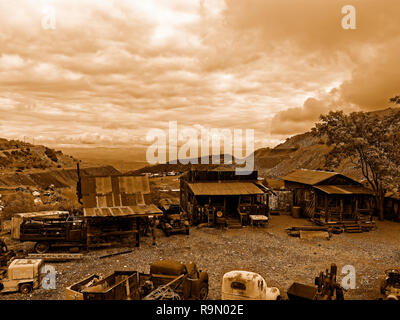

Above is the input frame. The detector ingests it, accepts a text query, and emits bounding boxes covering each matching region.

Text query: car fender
[199,271,209,283]
[265,286,280,300]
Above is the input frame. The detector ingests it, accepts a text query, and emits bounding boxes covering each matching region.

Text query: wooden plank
[99,249,133,259]
[27,253,83,261]
[300,231,330,240]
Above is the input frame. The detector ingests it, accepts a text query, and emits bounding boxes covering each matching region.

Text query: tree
[389,95,400,105]
[312,109,400,220]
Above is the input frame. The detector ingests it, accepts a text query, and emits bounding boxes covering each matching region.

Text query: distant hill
[0,138,121,190]
[128,107,400,185]
[127,154,237,175]
[254,107,400,182]
[60,147,148,173]
[0,138,77,172]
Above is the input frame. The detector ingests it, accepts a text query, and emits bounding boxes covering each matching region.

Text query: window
[231,281,246,291]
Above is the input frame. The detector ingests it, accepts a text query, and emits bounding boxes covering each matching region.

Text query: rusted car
[221,271,280,300]
[380,268,400,300]
[0,239,15,267]
[66,260,209,300]
[158,198,189,236]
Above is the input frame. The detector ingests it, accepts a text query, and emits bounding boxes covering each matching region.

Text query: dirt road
[2,215,400,300]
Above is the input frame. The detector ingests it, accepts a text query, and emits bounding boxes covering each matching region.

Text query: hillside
[127,154,236,175]
[129,107,400,184]
[0,138,76,171]
[255,107,400,181]
[0,138,121,190]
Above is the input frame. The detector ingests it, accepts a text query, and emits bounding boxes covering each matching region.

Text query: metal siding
[118,176,150,194]
[95,177,113,194]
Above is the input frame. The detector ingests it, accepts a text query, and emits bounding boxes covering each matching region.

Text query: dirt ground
[2,214,400,300]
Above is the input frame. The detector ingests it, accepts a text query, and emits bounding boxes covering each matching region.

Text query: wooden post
[355,197,359,221]
[340,198,344,222]
[151,217,156,246]
[135,217,140,247]
[324,194,328,223]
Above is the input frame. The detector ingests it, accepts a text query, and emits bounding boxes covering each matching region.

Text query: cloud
[0,0,399,152]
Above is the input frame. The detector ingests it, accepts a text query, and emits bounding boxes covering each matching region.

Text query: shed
[282,169,374,223]
[180,170,269,227]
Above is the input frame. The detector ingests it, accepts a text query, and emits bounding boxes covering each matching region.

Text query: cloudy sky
[0,0,399,154]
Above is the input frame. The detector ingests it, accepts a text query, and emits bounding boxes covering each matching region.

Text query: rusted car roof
[282,169,339,185]
[314,185,373,195]
[188,182,264,196]
[83,204,162,217]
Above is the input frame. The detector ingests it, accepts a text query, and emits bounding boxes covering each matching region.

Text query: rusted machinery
[380,268,400,300]
[0,239,15,267]
[287,264,345,300]
[66,260,209,300]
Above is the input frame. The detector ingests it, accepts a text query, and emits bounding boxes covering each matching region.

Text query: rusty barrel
[291,206,302,218]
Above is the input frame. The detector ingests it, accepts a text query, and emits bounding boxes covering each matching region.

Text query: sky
[0,0,399,154]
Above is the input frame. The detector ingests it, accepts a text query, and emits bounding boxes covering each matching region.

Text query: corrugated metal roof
[83,204,162,217]
[282,169,340,185]
[188,182,264,196]
[314,185,374,195]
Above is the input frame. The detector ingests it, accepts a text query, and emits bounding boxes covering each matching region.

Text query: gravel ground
[2,215,400,300]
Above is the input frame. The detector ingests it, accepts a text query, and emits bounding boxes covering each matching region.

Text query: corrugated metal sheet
[188,182,264,196]
[314,185,374,195]
[119,176,150,194]
[95,177,113,194]
[282,169,339,185]
[83,204,162,217]
[81,175,151,208]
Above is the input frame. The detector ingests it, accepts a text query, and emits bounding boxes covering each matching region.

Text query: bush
[45,148,58,162]
[2,192,36,220]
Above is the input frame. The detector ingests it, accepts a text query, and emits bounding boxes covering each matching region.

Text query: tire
[165,229,170,237]
[19,283,33,294]
[34,242,50,254]
[185,228,190,236]
[199,282,208,300]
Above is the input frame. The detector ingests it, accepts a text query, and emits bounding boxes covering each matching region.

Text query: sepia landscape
[1,0,400,304]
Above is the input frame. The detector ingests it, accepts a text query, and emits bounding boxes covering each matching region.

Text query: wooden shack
[282,169,374,225]
[180,170,269,227]
[384,192,400,221]
[80,174,162,246]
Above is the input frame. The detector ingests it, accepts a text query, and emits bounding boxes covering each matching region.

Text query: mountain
[254,107,400,182]
[0,138,121,190]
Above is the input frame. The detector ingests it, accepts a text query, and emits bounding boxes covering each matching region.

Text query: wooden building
[384,192,400,221]
[282,169,374,224]
[80,174,162,246]
[180,170,269,227]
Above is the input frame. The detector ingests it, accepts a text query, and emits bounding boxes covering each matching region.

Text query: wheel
[199,282,208,300]
[19,283,32,294]
[185,228,190,236]
[165,229,170,237]
[34,242,50,254]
